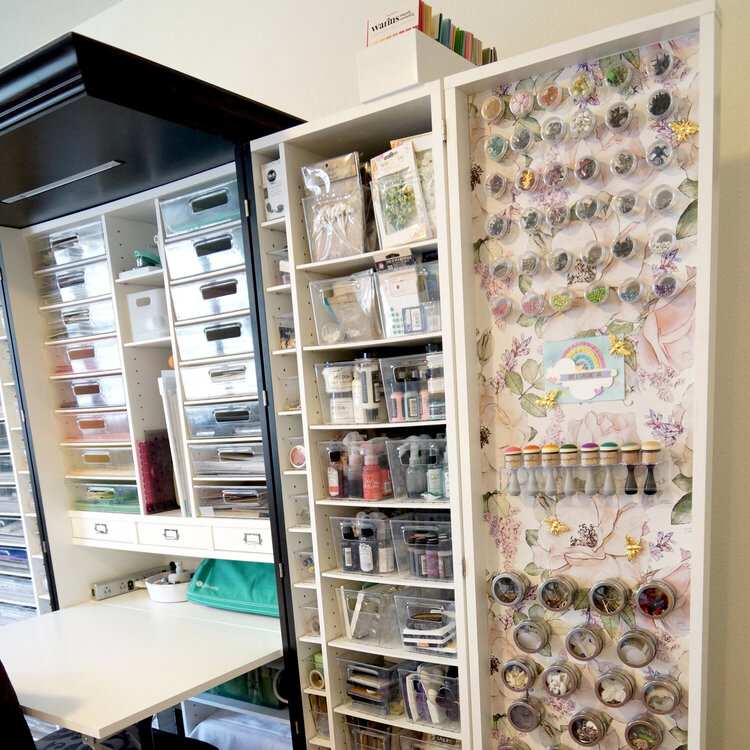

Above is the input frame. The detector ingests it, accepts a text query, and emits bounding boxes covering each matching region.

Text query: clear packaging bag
[376,261,441,338]
[302,187,368,262]
[390,134,437,239]
[301,152,361,197]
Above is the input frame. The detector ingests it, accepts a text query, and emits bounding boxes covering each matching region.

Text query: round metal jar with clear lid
[481,94,505,123]
[595,668,636,707]
[491,571,528,606]
[507,696,544,732]
[617,629,657,668]
[542,662,580,697]
[646,139,674,170]
[589,578,630,616]
[490,295,513,321]
[513,618,550,654]
[636,580,676,619]
[501,657,538,693]
[484,172,508,199]
[641,675,682,714]
[490,256,514,281]
[625,714,664,749]
[538,575,576,613]
[510,123,534,153]
[568,709,610,746]
[520,207,544,234]
[565,625,603,661]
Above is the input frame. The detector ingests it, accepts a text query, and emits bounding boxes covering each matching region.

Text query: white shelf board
[293,581,317,590]
[308,419,445,431]
[303,686,326,697]
[309,736,332,748]
[64,474,136,482]
[282,469,307,477]
[277,409,302,417]
[303,331,441,352]
[321,570,454,589]
[49,368,122,381]
[123,336,172,349]
[260,217,286,231]
[186,436,262,445]
[265,283,291,294]
[59,441,131,448]
[178,351,253,368]
[329,637,457,666]
[187,692,289,723]
[191,475,266,482]
[115,269,165,287]
[316,498,450,509]
[54,406,126,415]
[288,525,312,534]
[298,634,321,645]
[334,703,461,740]
[272,348,296,356]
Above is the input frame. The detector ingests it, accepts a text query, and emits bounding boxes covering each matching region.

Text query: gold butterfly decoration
[535,389,559,408]
[624,534,643,562]
[545,518,570,535]
[669,118,699,143]
[609,333,632,358]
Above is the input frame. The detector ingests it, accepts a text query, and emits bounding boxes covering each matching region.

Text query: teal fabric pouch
[187,559,279,617]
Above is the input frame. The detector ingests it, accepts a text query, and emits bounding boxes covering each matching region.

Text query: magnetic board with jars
[469,31,702,750]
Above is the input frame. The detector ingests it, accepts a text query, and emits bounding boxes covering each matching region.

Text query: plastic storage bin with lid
[66,479,139,513]
[57,409,131,443]
[189,442,266,476]
[63,446,135,477]
[52,373,126,410]
[126,288,169,342]
[159,179,241,238]
[30,220,106,271]
[163,222,245,281]
[42,298,116,341]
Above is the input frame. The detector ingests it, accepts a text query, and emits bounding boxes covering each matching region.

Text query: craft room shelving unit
[249,81,473,749]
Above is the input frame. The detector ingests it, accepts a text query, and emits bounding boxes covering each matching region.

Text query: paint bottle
[358,527,377,573]
[426,444,444,498]
[438,533,453,579]
[377,525,395,573]
[340,523,358,571]
[425,345,446,419]
[389,380,405,422]
[362,442,384,501]
[404,371,421,421]
[418,367,430,420]
[378,444,393,498]
[426,535,439,579]
[442,448,450,499]
[347,443,363,499]
[356,354,382,423]
[406,442,427,499]
[327,450,345,498]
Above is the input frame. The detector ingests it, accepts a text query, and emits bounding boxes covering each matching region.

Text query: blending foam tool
[621,442,641,495]
[599,442,619,495]
[560,444,579,496]
[541,444,560,495]
[505,447,523,496]
[641,441,661,495]
[580,442,600,495]
[523,445,542,496]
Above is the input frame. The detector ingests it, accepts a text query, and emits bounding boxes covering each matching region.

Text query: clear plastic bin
[0,487,20,515]
[30,220,106,271]
[66,479,139,513]
[36,259,111,306]
[267,247,290,285]
[310,271,381,345]
[311,703,329,738]
[42,298,116,341]
[302,186,367,262]
[159,179,241,238]
[181,358,258,401]
[277,376,300,412]
[283,435,307,470]
[344,720,411,750]
[301,605,321,637]
[330,515,396,575]
[400,739,457,750]
[376,262,441,338]
[338,583,401,647]
[273,312,296,351]
[294,549,316,582]
[380,351,445,422]
[394,590,457,657]
[171,272,249,322]
[0,602,36,626]
[126,288,169,342]
[189,442,266,477]
[390,514,453,581]
[47,336,121,375]
[0,546,29,575]
[301,656,326,690]
[318,439,392,501]
[57,410,131,443]
[53,373,126,409]
[63,446,136,477]
[0,517,24,544]
[184,401,261,439]
[193,485,268,518]
[0,455,14,481]
[339,656,404,718]
[315,359,386,425]
[399,663,459,729]
[163,222,245,280]
[175,314,254,361]
[0,575,35,605]
[0,423,8,452]
[386,438,449,502]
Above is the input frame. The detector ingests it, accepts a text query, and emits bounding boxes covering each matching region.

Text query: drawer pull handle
[199,279,238,300]
[67,345,96,362]
[50,233,80,249]
[93,523,108,535]
[134,295,153,308]
[243,533,262,546]
[214,408,250,423]
[218,448,256,461]
[163,528,180,541]
[72,382,101,396]
[82,451,112,465]
[194,234,233,257]
[56,271,86,289]
[62,308,90,325]
[190,189,229,215]
[204,323,242,342]
[222,490,262,505]
[209,365,246,383]
[77,417,105,431]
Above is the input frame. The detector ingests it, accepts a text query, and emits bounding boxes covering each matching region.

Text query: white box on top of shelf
[356,30,473,103]
[126,288,169,342]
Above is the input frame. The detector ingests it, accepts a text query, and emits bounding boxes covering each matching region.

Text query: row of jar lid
[492,574,675,620]
[481,52,679,124]
[504,442,661,467]
[503,702,670,750]
[500,655,681,712]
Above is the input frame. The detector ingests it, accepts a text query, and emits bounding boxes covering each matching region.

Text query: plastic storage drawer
[53,373,126,409]
[0,454,14,481]
[42,298,116,341]
[57,410,131,443]
[189,442,266,477]
[171,271,249,322]
[164,222,245,280]
[36,259,111,306]
[193,485,268,518]
[30,220,106,271]
[184,400,261,439]
[344,720,409,750]
[0,422,8,452]
[339,657,403,718]
[0,575,35,605]
[0,546,29,575]
[159,179,241,238]
[394,590,457,657]
[175,314,254,362]
[338,583,401,646]
[47,336,121,375]
[0,517,24,544]
[0,487,19,515]
[66,479,140,513]
[63,446,136,477]
[181,358,257,401]
[0,603,36,625]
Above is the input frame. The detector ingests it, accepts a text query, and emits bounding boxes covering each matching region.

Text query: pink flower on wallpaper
[533,495,648,579]
[636,550,691,637]
[567,410,641,447]
[638,267,696,371]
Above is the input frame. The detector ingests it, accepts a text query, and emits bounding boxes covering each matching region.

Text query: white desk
[0,590,282,745]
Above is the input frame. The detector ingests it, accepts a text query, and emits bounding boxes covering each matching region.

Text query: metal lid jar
[640,675,682,715]
[635,580,676,619]
[617,629,657,668]
[507,695,544,732]
[542,662,580,697]
[512,618,550,654]
[501,657,538,692]
[595,668,636,707]
[538,575,576,613]
[568,709,611,746]
[625,713,664,749]
[589,578,630,616]
[565,625,603,661]
[491,571,528,606]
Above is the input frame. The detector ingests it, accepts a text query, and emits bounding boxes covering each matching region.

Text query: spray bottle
[405,439,427,499]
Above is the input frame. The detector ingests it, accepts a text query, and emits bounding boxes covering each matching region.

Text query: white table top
[0,590,282,739]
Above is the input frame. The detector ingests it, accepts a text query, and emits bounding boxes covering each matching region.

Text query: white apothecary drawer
[159,179,241,238]
[70,516,137,544]
[136,522,211,550]
[212,520,273,555]
[164,223,245,281]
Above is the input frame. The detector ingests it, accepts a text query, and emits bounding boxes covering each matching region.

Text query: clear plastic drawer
[66,479,140,513]
[394,589,457,657]
[171,271,250,322]
[184,400,261,439]
[57,410,131,443]
[63,446,136,477]
[42,298,116,341]
[0,546,29,575]
[0,454,14,481]
[47,336,121,375]
[0,488,19,515]
[0,422,8,452]
[53,373,126,409]
[164,222,245,280]
[36,259,111,306]
[181,358,257,401]
[30,220,106,271]
[159,179,241,238]
[0,517,24,544]
[0,575,35,605]
[339,656,403,718]
[189,442,266,477]
[175,314,254,361]
[193,485,268,518]
[0,603,36,625]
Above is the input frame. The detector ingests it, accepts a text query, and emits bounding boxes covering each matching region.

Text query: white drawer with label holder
[71,516,137,544]
[136,522,211,550]
[212,519,273,555]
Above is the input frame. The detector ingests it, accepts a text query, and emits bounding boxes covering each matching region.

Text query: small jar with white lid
[546,204,571,229]
[491,571,528,606]
[589,578,630,616]
[508,696,544,732]
[481,94,506,123]
[641,675,682,715]
[547,248,573,274]
[513,618,550,654]
[565,625,603,660]
[625,714,664,750]
[538,575,576,613]
[490,256,514,281]
[617,629,657,668]
[595,668,636,707]
[501,657,538,693]
[484,172,508,199]
[541,116,567,144]
[569,709,611,746]
[542,662,580,697]
[646,139,674,170]
[649,184,679,214]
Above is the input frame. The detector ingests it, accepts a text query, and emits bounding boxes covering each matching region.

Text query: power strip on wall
[91,565,172,600]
